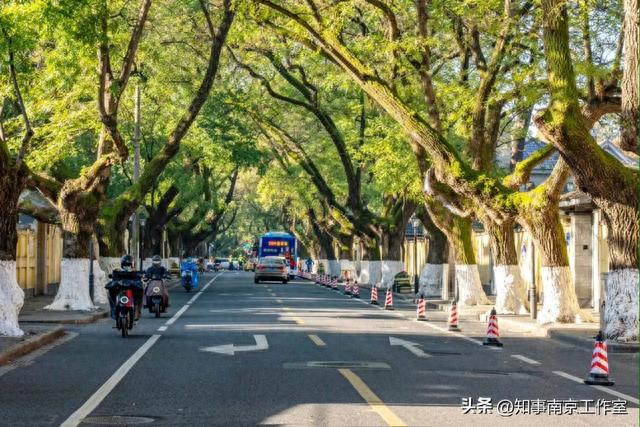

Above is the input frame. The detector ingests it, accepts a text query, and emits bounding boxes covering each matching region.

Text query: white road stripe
[157,326,167,332]
[511,354,540,365]
[60,334,161,427]
[61,273,222,426]
[553,371,640,404]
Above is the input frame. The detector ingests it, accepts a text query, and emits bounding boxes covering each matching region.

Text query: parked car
[254,256,289,284]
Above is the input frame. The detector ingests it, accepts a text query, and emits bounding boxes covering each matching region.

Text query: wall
[16,223,62,296]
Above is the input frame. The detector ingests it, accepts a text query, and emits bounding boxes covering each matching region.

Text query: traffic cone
[332,277,339,291]
[384,289,394,310]
[370,286,379,305]
[584,331,614,386]
[483,308,502,347]
[351,282,360,298]
[448,301,461,331]
[416,297,427,321]
[344,279,352,295]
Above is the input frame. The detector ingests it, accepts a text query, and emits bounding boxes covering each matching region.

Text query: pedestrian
[305,257,314,273]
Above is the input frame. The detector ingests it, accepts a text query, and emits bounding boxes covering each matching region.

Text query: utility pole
[131,84,141,268]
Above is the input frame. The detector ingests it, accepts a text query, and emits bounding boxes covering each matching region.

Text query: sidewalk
[426,299,639,353]
[19,295,109,324]
[0,324,64,366]
[1,295,109,367]
[351,278,639,353]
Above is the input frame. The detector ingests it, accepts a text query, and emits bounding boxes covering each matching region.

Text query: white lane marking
[200,334,269,356]
[60,334,161,427]
[166,274,221,326]
[511,354,541,365]
[553,371,639,404]
[0,332,78,379]
[157,326,167,332]
[61,273,222,427]
[389,337,431,358]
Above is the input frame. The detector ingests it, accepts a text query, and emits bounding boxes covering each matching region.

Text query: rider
[106,254,144,320]
[145,255,168,279]
[144,254,170,309]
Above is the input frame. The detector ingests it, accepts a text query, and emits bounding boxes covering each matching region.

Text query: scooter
[180,262,199,292]
[115,288,135,337]
[107,270,143,338]
[144,274,170,318]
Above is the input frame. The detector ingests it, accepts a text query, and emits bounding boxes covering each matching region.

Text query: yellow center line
[338,369,406,427]
[308,334,325,346]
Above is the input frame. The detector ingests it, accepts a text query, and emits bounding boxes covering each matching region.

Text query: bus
[258,231,297,278]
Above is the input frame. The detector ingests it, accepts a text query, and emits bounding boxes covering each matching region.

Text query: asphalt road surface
[1,272,637,426]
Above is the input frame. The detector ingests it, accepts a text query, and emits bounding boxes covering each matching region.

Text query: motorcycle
[144,274,170,318]
[107,270,143,338]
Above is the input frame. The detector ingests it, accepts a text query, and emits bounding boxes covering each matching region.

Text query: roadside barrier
[482,308,502,347]
[351,282,360,298]
[384,289,394,310]
[370,286,378,305]
[344,279,352,296]
[448,301,461,331]
[416,297,426,321]
[584,331,614,386]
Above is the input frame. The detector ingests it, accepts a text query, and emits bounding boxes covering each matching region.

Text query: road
[0,272,637,426]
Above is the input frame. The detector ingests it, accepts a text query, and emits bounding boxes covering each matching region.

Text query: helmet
[121,254,133,270]
[152,255,162,266]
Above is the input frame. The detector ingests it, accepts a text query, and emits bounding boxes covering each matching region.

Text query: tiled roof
[522,139,639,172]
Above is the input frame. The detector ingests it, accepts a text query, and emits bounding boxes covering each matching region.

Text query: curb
[20,310,109,325]
[548,330,640,353]
[0,326,65,366]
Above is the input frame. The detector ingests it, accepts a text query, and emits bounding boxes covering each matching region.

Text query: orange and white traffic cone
[448,301,461,331]
[344,279,352,295]
[351,282,360,298]
[584,331,614,386]
[416,297,427,321]
[370,286,379,305]
[483,308,502,347]
[384,289,394,310]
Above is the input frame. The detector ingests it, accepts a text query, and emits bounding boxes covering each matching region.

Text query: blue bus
[258,231,297,278]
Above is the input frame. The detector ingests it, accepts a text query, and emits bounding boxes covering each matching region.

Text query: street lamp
[139,212,147,271]
[410,213,421,297]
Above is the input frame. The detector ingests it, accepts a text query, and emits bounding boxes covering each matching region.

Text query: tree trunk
[415,207,447,298]
[0,162,26,336]
[620,0,638,153]
[485,218,528,314]
[425,198,489,306]
[46,189,104,311]
[601,200,639,342]
[520,208,579,324]
[536,0,637,335]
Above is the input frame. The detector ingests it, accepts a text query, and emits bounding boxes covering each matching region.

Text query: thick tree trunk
[485,218,528,314]
[425,199,489,306]
[0,165,26,336]
[601,201,639,342]
[46,200,100,311]
[521,208,579,324]
[536,0,637,334]
[416,208,448,298]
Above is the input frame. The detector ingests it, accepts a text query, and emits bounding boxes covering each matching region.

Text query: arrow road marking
[389,337,431,358]
[201,334,269,356]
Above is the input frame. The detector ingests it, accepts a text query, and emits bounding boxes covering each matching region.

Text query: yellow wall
[16,224,62,293]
